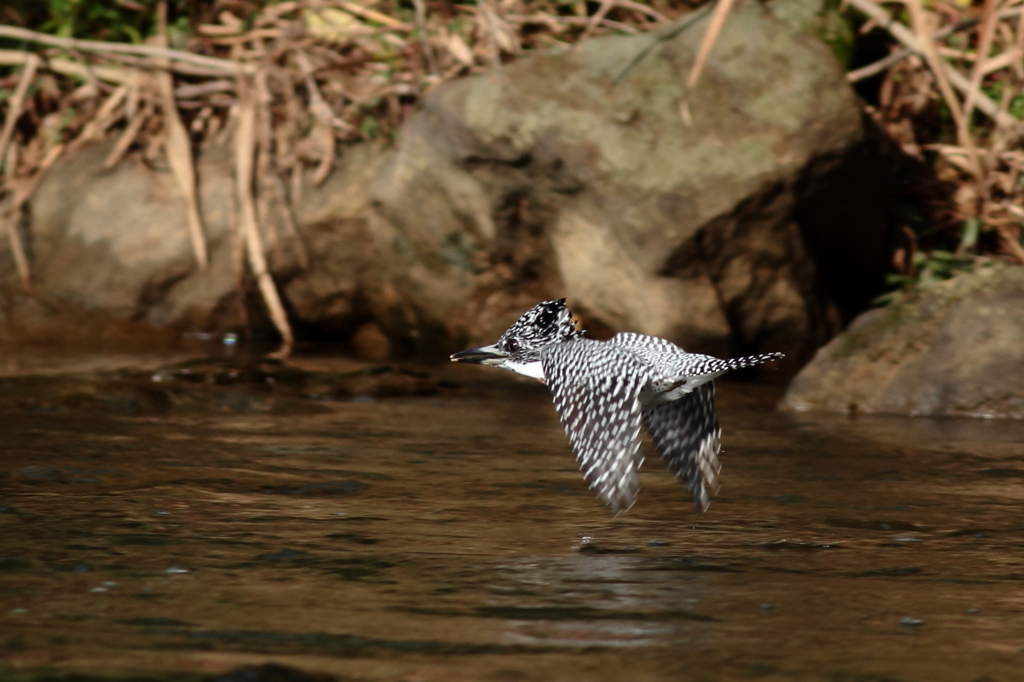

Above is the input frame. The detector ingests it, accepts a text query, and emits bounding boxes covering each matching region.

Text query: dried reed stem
[0,54,42,286]
[3,143,65,286]
[0,24,252,75]
[577,0,617,46]
[104,94,150,169]
[235,97,294,356]
[0,49,131,84]
[846,14,986,83]
[0,54,40,174]
[686,0,734,89]
[69,84,129,152]
[1,209,30,288]
[963,0,1001,121]
[338,1,412,31]
[905,0,982,181]
[155,1,208,269]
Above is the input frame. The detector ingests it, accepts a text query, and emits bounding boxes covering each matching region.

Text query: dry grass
[847,0,1024,275]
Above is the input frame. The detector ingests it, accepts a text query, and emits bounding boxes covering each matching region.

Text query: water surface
[2,358,1024,681]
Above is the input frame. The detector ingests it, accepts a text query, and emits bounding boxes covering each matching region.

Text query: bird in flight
[451,299,783,515]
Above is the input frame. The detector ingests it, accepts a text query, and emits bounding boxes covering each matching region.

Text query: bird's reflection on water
[2,361,1024,681]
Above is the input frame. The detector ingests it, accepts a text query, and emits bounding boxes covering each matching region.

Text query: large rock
[28,140,238,329]
[16,139,391,342]
[781,264,1024,418]
[369,0,887,368]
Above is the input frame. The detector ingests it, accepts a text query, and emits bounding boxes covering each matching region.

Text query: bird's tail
[723,352,784,371]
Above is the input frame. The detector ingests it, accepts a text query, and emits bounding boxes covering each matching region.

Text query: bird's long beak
[450,344,508,365]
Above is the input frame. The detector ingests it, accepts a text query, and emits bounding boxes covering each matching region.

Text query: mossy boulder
[781,263,1024,418]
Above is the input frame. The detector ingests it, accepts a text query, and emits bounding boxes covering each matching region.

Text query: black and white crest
[496,298,583,361]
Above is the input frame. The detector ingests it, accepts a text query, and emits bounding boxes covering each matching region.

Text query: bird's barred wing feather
[641,382,721,512]
[612,333,783,382]
[541,339,649,515]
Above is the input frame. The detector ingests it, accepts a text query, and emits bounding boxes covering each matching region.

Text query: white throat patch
[502,359,546,382]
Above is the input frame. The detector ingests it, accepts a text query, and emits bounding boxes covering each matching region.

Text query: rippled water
[2,358,1024,681]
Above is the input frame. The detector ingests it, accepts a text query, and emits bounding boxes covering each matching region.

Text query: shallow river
[2,356,1024,681]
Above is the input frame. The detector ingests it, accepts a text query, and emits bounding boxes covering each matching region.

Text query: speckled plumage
[451,299,783,515]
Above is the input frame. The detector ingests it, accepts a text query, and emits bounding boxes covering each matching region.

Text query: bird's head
[450,298,583,380]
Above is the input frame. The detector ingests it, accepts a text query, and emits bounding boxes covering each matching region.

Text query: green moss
[817,2,857,68]
[833,262,1015,360]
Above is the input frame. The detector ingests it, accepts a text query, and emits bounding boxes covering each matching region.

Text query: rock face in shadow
[781,264,1024,418]
[369,1,886,369]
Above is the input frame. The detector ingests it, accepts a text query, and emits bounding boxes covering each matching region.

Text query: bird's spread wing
[641,382,721,513]
[541,339,648,515]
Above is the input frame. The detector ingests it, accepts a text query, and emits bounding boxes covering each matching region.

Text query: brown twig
[338,1,412,31]
[0,53,40,173]
[686,0,734,89]
[0,24,251,75]
[68,83,128,152]
[104,93,151,169]
[0,206,31,288]
[905,0,982,181]
[847,15,984,82]
[235,93,294,356]
[963,0,1001,123]
[2,143,66,287]
[0,49,131,83]
[155,1,208,269]
[577,0,617,47]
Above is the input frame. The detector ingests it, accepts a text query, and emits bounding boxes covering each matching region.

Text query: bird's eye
[506,338,520,353]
